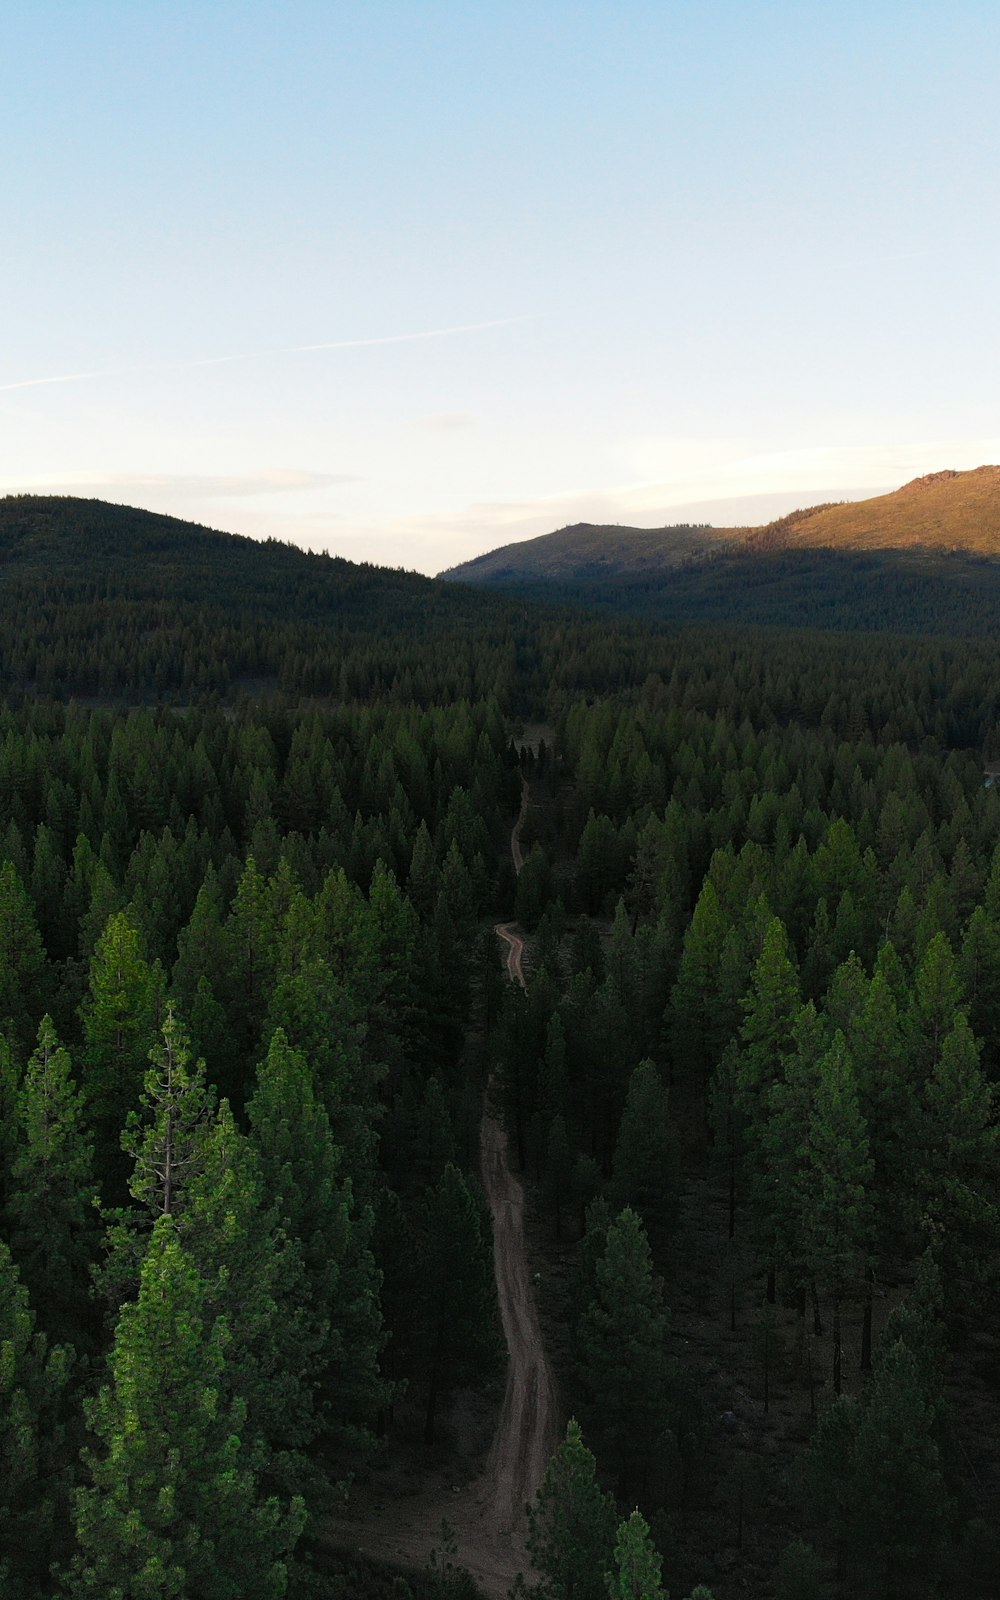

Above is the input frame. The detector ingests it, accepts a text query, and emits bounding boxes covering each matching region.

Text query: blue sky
[4,2,1000,572]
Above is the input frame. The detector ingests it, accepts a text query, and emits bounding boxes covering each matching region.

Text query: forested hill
[441,468,1000,636]
[439,520,728,581]
[442,544,1000,637]
[0,495,512,699]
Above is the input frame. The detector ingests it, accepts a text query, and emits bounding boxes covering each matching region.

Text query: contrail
[0,367,119,393]
[0,316,530,394]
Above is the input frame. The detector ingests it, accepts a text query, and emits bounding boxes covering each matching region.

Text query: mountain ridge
[441,466,1000,584]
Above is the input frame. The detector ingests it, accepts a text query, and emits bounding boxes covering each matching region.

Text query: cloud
[1,469,356,501]
[416,412,476,432]
[368,435,1000,573]
[0,317,530,395]
[611,436,1000,511]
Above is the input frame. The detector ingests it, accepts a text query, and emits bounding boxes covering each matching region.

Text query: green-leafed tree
[669,879,729,1096]
[123,1004,215,1221]
[799,1031,873,1394]
[79,910,164,1189]
[0,1241,75,1600]
[608,1061,681,1251]
[264,950,380,1186]
[606,1510,665,1600]
[247,1028,384,1470]
[736,917,801,1298]
[70,1216,305,1600]
[905,931,962,1081]
[0,860,48,1054]
[179,1096,322,1501]
[577,1208,676,1500]
[5,1016,98,1349]
[225,854,280,1062]
[415,1162,499,1443]
[521,1418,617,1600]
[847,1339,951,1597]
[542,1113,575,1240]
[912,1010,998,1314]
[959,904,1000,1080]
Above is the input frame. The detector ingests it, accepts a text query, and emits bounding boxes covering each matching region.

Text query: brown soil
[320,782,556,1599]
[485,925,559,1535]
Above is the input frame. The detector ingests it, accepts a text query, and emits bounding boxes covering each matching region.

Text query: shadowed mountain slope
[440,468,1000,636]
[440,520,729,582]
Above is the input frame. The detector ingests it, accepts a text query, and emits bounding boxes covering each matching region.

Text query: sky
[4,1,1000,575]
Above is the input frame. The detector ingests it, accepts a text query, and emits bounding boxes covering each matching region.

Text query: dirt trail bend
[509,776,529,875]
[483,778,559,1531]
[319,779,555,1597]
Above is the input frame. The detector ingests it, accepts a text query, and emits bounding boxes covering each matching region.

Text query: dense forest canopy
[1,496,999,1599]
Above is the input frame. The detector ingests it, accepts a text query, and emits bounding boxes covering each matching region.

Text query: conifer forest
[2,500,1000,1600]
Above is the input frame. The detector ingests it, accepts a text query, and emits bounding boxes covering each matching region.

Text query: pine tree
[736,918,801,1297]
[123,1004,215,1221]
[0,860,48,1053]
[0,1241,74,1600]
[539,1012,569,1121]
[523,1418,617,1600]
[959,904,1000,1080]
[247,1028,384,1467]
[0,1027,21,1209]
[669,879,728,1093]
[5,1016,98,1349]
[913,1011,998,1308]
[738,917,801,1101]
[71,1216,305,1599]
[799,1031,874,1393]
[577,1209,676,1499]
[406,819,439,921]
[542,1114,575,1240]
[608,1061,680,1250]
[180,1097,322,1497]
[415,1162,499,1442]
[847,1340,950,1597]
[757,1001,826,1294]
[265,939,378,1166]
[906,931,962,1079]
[225,854,280,1058]
[606,1510,665,1600]
[79,910,165,1188]
[774,1539,827,1600]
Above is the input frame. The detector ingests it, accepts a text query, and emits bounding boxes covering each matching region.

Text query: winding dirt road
[321,776,557,1597]
[483,891,557,1534]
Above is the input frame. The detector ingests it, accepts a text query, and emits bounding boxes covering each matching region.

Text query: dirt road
[320,779,555,1597]
[482,778,558,1531]
[510,776,529,875]
[494,921,525,986]
[479,1091,557,1532]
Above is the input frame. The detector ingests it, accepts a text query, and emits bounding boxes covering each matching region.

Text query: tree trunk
[424,1365,440,1444]
[861,1263,873,1374]
[833,1286,842,1397]
[766,1263,776,1305]
[811,1278,823,1337]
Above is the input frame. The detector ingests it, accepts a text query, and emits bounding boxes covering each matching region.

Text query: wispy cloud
[1,469,356,500]
[0,316,530,395]
[0,367,116,394]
